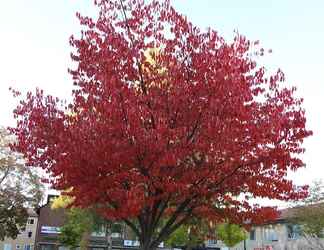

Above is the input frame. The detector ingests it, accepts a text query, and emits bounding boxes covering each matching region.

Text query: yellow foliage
[51,193,74,210]
[144,47,160,66]
[141,47,170,90]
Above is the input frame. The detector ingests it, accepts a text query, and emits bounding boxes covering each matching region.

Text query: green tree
[166,225,188,248]
[166,218,218,250]
[216,223,247,249]
[52,195,118,250]
[166,223,204,250]
[0,128,43,240]
[290,180,324,249]
[58,208,95,250]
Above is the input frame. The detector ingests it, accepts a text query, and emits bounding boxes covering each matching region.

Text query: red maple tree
[11,0,312,249]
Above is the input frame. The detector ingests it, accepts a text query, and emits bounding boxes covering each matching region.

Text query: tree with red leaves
[11,1,312,250]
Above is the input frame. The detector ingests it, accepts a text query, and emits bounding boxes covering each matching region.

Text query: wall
[213,222,324,250]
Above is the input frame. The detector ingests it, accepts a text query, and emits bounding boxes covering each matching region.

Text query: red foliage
[11,0,311,247]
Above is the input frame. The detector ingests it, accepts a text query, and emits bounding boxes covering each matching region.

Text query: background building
[212,207,324,250]
[35,195,109,250]
[0,209,38,250]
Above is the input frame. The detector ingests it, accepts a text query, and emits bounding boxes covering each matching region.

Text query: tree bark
[106,224,112,250]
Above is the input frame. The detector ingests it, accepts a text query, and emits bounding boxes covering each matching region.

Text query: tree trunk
[140,239,155,250]
[80,232,89,250]
[140,244,157,250]
[139,234,162,250]
[106,226,112,250]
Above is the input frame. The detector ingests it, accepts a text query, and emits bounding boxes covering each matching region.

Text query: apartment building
[211,207,324,250]
[0,209,38,250]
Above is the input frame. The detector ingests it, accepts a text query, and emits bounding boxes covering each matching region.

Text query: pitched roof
[277,202,324,221]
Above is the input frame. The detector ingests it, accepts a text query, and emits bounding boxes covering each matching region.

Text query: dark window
[250,229,256,240]
[28,232,32,238]
[29,219,34,225]
[287,224,301,239]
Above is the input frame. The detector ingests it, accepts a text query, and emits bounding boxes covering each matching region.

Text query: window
[287,224,301,239]
[205,239,218,247]
[124,240,140,247]
[28,231,32,238]
[28,219,34,225]
[40,226,60,234]
[264,226,279,241]
[4,244,12,250]
[24,245,31,250]
[250,229,256,240]
[111,232,121,238]
[91,224,106,237]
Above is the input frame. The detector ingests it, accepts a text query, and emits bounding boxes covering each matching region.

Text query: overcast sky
[0,0,323,188]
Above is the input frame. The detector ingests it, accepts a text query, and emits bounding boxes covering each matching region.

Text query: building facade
[35,195,110,250]
[0,209,38,250]
[211,207,324,250]
[226,223,323,250]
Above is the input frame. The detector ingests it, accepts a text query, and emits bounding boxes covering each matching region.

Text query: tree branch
[0,165,11,185]
[123,218,141,237]
[119,0,147,95]
[148,198,193,247]
[150,207,194,249]
[210,158,264,193]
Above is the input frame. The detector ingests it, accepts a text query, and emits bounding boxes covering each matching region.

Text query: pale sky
[0,0,323,188]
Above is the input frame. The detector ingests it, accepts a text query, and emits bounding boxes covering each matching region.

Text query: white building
[0,209,38,250]
[210,207,324,250]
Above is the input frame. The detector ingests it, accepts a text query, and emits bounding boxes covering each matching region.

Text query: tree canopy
[0,128,43,240]
[11,0,311,249]
[216,223,247,248]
